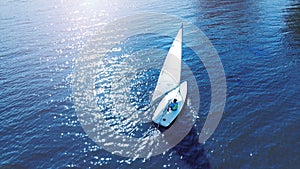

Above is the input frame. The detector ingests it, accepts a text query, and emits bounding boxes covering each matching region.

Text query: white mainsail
[151,25,183,103]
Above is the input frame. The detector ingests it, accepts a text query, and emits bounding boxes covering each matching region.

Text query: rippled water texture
[0,0,299,168]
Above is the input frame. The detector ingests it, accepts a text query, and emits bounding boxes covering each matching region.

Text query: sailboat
[151,24,187,127]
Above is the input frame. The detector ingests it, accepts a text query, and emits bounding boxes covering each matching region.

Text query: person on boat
[168,99,178,111]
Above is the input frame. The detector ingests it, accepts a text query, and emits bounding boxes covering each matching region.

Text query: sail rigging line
[150,84,181,105]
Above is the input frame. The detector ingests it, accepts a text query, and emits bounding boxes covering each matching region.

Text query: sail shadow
[172,127,210,169]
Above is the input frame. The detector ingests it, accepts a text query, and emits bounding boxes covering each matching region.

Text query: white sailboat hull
[152,81,187,127]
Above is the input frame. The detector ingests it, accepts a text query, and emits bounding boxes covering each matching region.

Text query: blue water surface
[0,0,299,168]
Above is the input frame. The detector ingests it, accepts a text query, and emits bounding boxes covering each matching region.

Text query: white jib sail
[151,25,183,103]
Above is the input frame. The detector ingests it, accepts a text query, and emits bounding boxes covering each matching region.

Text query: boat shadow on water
[172,127,210,169]
[152,115,210,169]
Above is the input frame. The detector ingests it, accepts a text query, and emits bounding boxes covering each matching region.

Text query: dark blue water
[0,0,299,168]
